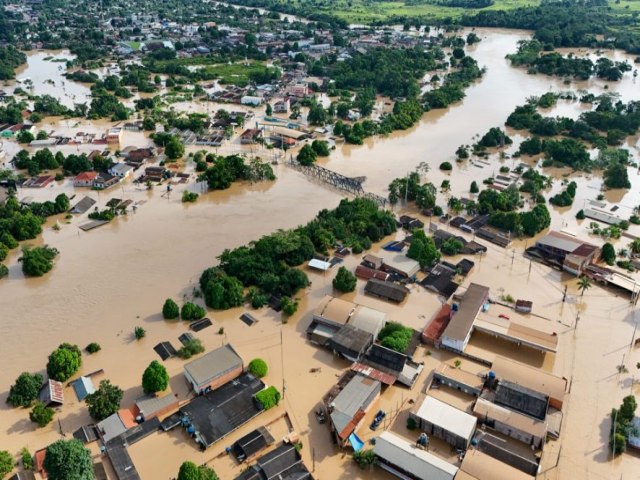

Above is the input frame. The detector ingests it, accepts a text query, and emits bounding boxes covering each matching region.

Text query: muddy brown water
[1,28,640,479]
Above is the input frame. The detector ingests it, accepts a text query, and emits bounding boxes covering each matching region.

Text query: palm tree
[578,276,591,297]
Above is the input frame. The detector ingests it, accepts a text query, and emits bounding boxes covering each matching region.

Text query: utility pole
[562,285,567,303]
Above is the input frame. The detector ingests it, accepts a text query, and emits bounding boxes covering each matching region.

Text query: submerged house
[183,344,243,394]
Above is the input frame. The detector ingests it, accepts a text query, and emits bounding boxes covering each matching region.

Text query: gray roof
[330,374,380,436]
[184,344,243,386]
[442,283,489,342]
[349,306,387,337]
[328,324,373,359]
[373,431,458,480]
[536,231,582,253]
[135,392,178,419]
[415,396,477,441]
[97,413,127,444]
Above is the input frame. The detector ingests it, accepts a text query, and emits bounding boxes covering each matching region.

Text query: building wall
[433,374,481,397]
[187,364,243,394]
[440,335,464,353]
[489,419,542,448]
[410,413,468,449]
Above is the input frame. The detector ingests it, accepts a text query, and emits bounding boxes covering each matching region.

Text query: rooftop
[134,391,178,420]
[180,372,265,447]
[313,295,354,325]
[473,316,558,353]
[184,344,243,387]
[364,279,410,303]
[373,431,458,480]
[414,396,477,441]
[458,449,534,480]
[378,250,420,276]
[234,443,313,480]
[434,364,485,391]
[442,283,490,343]
[330,374,380,439]
[327,324,373,359]
[489,356,567,403]
[473,397,547,438]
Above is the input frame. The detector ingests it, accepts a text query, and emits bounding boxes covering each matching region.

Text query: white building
[373,431,458,480]
[109,162,134,178]
[410,396,477,449]
[241,96,264,106]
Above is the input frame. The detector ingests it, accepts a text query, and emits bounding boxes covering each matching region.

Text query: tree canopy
[43,440,94,480]
[7,372,43,407]
[248,358,268,378]
[85,379,123,421]
[162,298,180,319]
[46,343,82,382]
[142,360,169,394]
[333,266,357,293]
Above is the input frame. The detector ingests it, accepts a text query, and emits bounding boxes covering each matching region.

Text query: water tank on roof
[187,426,195,434]
[452,303,459,312]
[488,371,496,380]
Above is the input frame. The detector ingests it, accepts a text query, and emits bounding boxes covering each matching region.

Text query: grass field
[268,0,541,22]
[197,62,268,86]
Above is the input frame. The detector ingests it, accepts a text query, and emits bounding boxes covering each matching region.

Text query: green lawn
[198,62,268,86]
[127,41,141,50]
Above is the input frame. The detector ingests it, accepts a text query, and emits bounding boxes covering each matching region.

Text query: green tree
[181,302,206,320]
[353,449,376,469]
[248,358,268,378]
[578,276,591,297]
[162,298,179,319]
[17,130,34,144]
[85,379,123,421]
[20,245,59,276]
[333,266,356,293]
[604,161,631,189]
[21,448,32,470]
[43,439,93,480]
[407,230,440,268]
[470,180,479,193]
[142,360,169,394]
[54,194,70,213]
[47,343,81,382]
[265,103,273,116]
[311,140,330,157]
[255,386,281,410]
[30,401,54,427]
[165,137,185,160]
[7,372,43,407]
[177,462,200,480]
[602,242,616,265]
[297,144,317,166]
[86,343,101,354]
[200,269,244,310]
[281,296,298,316]
[134,326,146,340]
[0,451,12,478]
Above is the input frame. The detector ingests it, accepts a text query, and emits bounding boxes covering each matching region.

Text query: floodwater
[1,28,640,479]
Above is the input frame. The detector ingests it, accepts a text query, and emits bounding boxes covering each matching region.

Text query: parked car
[369,410,386,430]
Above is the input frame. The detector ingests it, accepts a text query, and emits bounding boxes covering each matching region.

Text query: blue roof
[73,376,96,401]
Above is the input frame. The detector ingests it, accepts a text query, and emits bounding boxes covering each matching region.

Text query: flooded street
[1,28,640,479]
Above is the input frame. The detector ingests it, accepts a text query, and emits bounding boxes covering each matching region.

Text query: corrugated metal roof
[330,374,380,436]
[415,396,477,441]
[184,344,243,386]
[373,431,458,480]
[459,449,534,480]
[473,398,547,438]
[308,259,332,271]
[489,356,567,403]
[73,376,96,401]
[442,283,489,343]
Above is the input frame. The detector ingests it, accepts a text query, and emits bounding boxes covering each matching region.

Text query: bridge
[287,159,387,207]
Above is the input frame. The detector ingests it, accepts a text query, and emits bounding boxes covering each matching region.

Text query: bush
[20,245,59,276]
[311,140,330,157]
[353,449,376,469]
[21,448,33,470]
[178,338,205,359]
[247,287,267,309]
[602,242,616,265]
[30,401,54,427]
[7,372,44,407]
[297,144,317,166]
[248,358,268,378]
[142,360,169,394]
[576,209,585,219]
[134,326,146,340]
[0,451,13,478]
[255,386,280,410]
[439,161,453,171]
[378,322,413,353]
[333,266,356,293]
[0,264,8,279]
[85,343,101,354]
[47,343,81,382]
[162,298,180,319]
[406,417,417,430]
[182,191,199,203]
[470,181,479,193]
[181,301,206,321]
[281,296,298,316]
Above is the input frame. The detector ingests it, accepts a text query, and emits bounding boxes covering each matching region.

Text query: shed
[184,344,244,394]
[73,424,99,444]
[373,431,458,480]
[308,258,332,271]
[458,448,534,480]
[362,254,383,270]
[97,409,137,444]
[473,398,546,448]
[433,364,484,397]
[190,318,212,332]
[39,379,64,406]
[72,376,96,401]
[364,279,410,303]
[355,265,390,282]
[153,342,177,361]
[411,396,477,449]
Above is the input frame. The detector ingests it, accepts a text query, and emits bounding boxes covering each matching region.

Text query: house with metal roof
[534,231,600,275]
[183,344,243,394]
[231,426,275,463]
[373,431,458,480]
[327,324,374,362]
[327,374,380,446]
[72,376,96,401]
[410,396,477,449]
[378,251,420,278]
[364,279,410,303]
[234,443,314,480]
[180,373,265,449]
[472,398,546,448]
[39,379,64,406]
[494,380,549,421]
[440,283,490,352]
[458,449,534,480]
[433,364,484,397]
[133,391,179,421]
[488,356,567,410]
[97,409,137,444]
